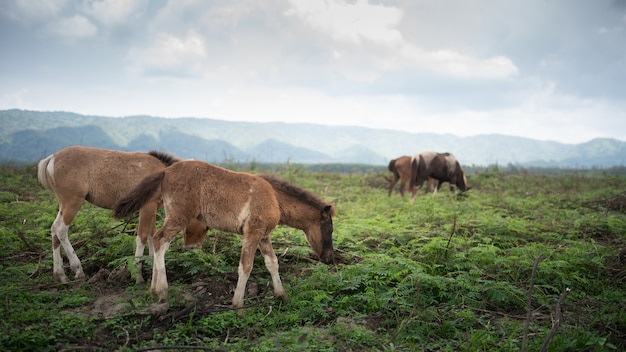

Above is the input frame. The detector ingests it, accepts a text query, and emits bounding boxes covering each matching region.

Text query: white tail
[37,154,55,191]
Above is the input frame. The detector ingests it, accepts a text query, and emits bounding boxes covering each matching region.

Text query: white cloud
[44,14,98,39]
[400,47,519,79]
[287,0,518,80]
[287,0,404,45]
[126,29,208,76]
[0,88,31,110]
[82,0,146,26]
[1,0,624,145]
[0,0,67,24]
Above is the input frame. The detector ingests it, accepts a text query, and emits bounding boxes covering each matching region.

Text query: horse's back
[410,150,438,178]
[46,146,172,209]
[162,160,280,234]
[413,151,438,167]
[394,156,411,178]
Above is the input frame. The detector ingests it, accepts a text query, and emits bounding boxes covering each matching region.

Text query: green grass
[0,163,625,351]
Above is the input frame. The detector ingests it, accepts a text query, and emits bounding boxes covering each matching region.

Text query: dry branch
[540,287,571,352]
[522,254,542,352]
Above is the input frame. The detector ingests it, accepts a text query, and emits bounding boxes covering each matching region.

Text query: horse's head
[305,205,335,264]
[456,168,470,192]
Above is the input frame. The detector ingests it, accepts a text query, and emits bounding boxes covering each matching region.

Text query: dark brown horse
[409,150,469,202]
[388,155,437,197]
[37,146,206,284]
[113,159,335,308]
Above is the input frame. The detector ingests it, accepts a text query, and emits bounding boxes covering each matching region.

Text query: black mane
[148,150,180,166]
[259,174,328,210]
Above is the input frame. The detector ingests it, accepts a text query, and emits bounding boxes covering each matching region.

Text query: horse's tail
[409,157,418,190]
[37,154,55,192]
[387,158,401,178]
[113,171,165,219]
[148,150,180,167]
[387,159,396,173]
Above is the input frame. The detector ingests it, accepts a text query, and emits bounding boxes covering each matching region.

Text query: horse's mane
[148,150,180,166]
[259,174,329,210]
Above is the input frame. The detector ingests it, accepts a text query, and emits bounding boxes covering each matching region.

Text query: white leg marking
[233,262,251,308]
[51,215,68,283]
[263,249,285,298]
[134,235,146,284]
[148,235,154,257]
[151,241,170,302]
[52,211,84,281]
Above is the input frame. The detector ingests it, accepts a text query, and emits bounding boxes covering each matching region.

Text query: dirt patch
[584,191,626,213]
[90,293,131,318]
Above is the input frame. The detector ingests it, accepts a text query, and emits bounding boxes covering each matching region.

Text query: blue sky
[1,0,625,144]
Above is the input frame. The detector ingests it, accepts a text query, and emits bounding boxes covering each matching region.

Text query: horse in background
[113,159,335,308]
[387,155,437,197]
[409,150,470,202]
[37,146,207,284]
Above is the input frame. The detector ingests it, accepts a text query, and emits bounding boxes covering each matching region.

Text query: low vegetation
[1,163,625,351]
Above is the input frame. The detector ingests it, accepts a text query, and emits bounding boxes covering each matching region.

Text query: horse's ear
[323,204,335,218]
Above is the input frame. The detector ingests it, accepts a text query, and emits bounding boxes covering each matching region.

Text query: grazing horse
[113,160,335,308]
[409,150,469,202]
[388,156,437,197]
[37,146,206,284]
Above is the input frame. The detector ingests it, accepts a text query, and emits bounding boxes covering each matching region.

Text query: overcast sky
[1,0,625,144]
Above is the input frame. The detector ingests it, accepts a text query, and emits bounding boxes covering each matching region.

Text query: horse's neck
[275,195,312,231]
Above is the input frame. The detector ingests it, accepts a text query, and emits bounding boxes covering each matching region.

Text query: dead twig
[522,255,542,352]
[28,252,45,278]
[16,229,36,251]
[539,287,571,352]
[444,212,457,259]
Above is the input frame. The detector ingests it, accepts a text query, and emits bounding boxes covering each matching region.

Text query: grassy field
[1,163,625,351]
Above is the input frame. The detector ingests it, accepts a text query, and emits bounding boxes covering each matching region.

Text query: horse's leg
[135,203,158,284]
[51,200,85,282]
[258,235,286,301]
[399,179,406,197]
[232,234,262,309]
[51,210,68,283]
[433,181,444,196]
[388,174,398,196]
[410,180,425,203]
[182,219,207,250]
[150,218,183,302]
[151,239,170,302]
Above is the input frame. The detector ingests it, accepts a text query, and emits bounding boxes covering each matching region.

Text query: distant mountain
[1,109,624,167]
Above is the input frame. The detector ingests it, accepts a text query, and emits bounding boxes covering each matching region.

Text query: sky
[1,0,625,144]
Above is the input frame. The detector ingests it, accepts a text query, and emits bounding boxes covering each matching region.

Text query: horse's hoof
[277,294,289,303]
[151,289,168,303]
[54,271,69,284]
[148,302,169,315]
[232,298,244,310]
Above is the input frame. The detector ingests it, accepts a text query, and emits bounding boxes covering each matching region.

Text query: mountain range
[1,109,625,168]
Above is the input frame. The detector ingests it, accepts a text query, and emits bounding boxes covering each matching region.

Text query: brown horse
[113,159,335,308]
[37,146,206,284]
[409,150,469,202]
[388,155,437,197]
